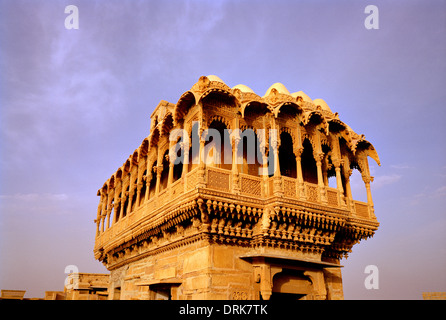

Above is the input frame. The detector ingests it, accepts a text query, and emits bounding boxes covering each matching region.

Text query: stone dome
[264,82,290,96]
[291,91,313,103]
[313,98,332,112]
[206,75,225,83]
[232,84,255,93]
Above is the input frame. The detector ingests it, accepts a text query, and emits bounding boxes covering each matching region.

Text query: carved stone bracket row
[97,194,377,269]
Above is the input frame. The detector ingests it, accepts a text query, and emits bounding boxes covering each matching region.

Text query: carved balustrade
[95,165,374,258]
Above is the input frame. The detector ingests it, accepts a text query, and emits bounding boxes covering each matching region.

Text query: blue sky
[1,0,445,299]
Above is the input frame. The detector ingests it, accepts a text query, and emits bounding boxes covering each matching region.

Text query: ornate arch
[108,176,115,189]
[116,168,122,181]
[101,182,108,194]
[303,110,329,135]
[353,139,380,166]
[131,150,139,167]
[241,100,270,118]
[199,87,240,111]
[274,102,303,119]
[207,114,231,131]
[160,112,174,137]
[280,126,297,147]
[148,127,160,150]
[327,119,352,151]
[123,159,131,175]
[146,152,158,175]
[139,138,149,157]
[301,130,318,155]
[320,134,331,149]
[174,91,196,125]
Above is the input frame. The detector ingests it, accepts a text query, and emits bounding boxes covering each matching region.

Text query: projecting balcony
[94,166,375,250]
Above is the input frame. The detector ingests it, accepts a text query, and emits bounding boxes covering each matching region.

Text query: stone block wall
[108,240,344,300]
[109,240,256,300]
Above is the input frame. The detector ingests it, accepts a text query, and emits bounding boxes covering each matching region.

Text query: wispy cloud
[390,164,413,170]
[0,193,70,218]
[372,174,402,189]
[407,185,446,206]
[0,193,68,202]
[349,171,402,202]
[433,185,446,197]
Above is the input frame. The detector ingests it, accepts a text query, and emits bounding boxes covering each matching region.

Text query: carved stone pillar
[197,127,206,188]
[180,123,190,179]
[168,139,177,186]
[135,181,143,207]
[343,168,354,210]
[144,171,152,202]
[107,188,115,228]
[155,165,163,195]
[127,190,134,215]
[362,174,374,218]
[168,159,175,186]
[105,205,111,230]
[323,157,329,187]
[119,189,126,219]
[271,132,280,178]
[270,131,283,196]
[257,131,269,196]
[333,159,344,194]
[101,193,107,232]
[112,201,120,225]
[261,153,269,196]
[231,131,241,194]
[333,159,346,207]
[127,171,134,215]
[295,147,305,199]
[181,141,190,178]
[96,193,103,236]
[94,216,100,237]
[101,214,106,233]
[145,156,152,201]
[315,152,327,203]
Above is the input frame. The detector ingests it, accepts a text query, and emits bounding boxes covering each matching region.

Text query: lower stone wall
[206,244,255,300]
[108,240,344,300]
[108,240,255,300]
[323,268,344,300]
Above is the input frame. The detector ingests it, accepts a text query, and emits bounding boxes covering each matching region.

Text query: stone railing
[304,182,320,203]
[239,173,262,197]
[354,200,371,219]
[326,187,340,207]
[95,170,196,247]
[185,167,199,191]
[207,167,231,192]
[282,176,297,198]
[95,166,373,248]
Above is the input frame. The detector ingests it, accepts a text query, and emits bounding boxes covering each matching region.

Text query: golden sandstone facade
[93,75,380,300]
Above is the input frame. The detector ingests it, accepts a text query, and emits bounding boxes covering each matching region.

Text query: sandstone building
[93,75,380,300]
[1,290,27,300]
[64,273,109,300]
